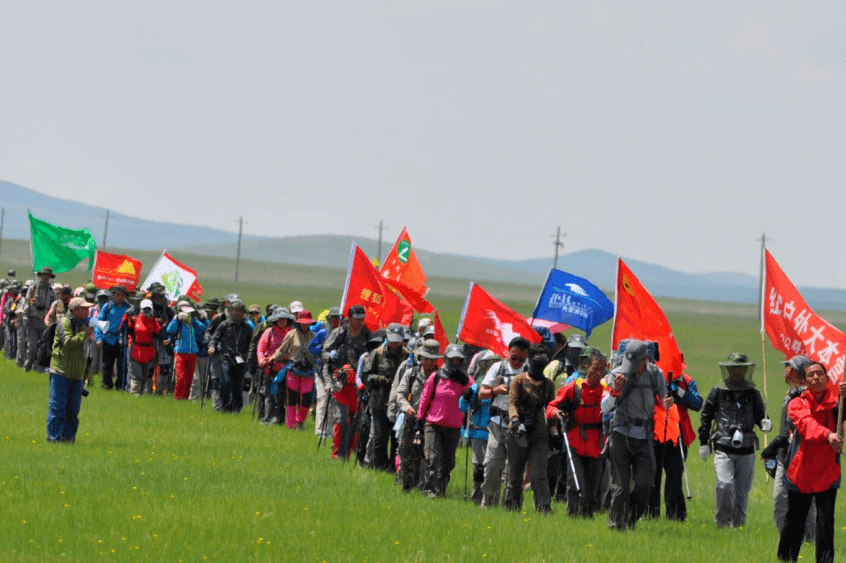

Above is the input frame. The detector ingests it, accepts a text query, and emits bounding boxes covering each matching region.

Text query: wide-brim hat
[110,284,129,296]
[36,266,55,278]
[718,353,754,368]
[417,339,442,359]
[296,310,316,325]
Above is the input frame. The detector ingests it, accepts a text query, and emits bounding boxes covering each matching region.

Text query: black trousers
[101,341,122,389]
[648,440,687,521]
[777,487,837,563]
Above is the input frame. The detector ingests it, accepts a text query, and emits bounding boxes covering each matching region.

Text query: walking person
[777,361,844,563]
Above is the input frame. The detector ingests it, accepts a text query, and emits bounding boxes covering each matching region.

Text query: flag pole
[338,242,356,315]
[759,246,770,453]
[610,257,620,358]
[531,268,553,320]
[28,209,35,274]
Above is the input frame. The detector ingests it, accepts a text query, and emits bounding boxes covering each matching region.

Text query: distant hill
[0,181,262,249]
[4,181,846,310]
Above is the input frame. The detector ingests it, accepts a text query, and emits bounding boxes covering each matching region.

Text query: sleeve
[480,362,499,389]
[166,318,179,336]
[417,374,436,422]
[698,387,719,445]
[395,368,413,413]
[459,383,479,414]
[272,330,296,362]
[507,374,523,422]
[788,395,832,443]
[257,328,273,363]
[94,303,108,341]
[308,330,326,356]
[681,376,704,412]
[60,317,87,350]
[209,322,225,350]
[321,327,342,364]
[546,382,573,419]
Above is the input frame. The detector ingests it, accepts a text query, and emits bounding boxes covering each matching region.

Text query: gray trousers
[16,319,27,367]
[470,437,487,504]
[481,422,509,504]
[25,317,46,371]
[189,356,210,400]
[314,383,330,437]
[422,423,461,496]
[128,358,156,395]
[773,460,816,539]
[713,450,755,528]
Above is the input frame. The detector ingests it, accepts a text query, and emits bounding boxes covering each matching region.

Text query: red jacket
[546,378,606,458]
[785,384,842,494]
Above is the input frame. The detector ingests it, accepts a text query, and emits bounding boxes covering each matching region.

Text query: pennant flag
[433,310,450,366]
[140,251,203,302]
[93,250,143,291]
[340,243,414,331]
[532,268,614,338]
[28,211,97,273]
[456,282,541,357]
[380,227,429,296]
[764,250,846,382]
[612,258,686,377]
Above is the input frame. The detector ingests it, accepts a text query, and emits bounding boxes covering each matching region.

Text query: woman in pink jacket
[256,308,293,425]
[416,344,473,498]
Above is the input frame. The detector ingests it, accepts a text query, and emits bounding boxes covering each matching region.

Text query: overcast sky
[1,2,843,287]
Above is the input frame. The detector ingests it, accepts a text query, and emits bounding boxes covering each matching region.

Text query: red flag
[92,250,143,291]
[433,310,450,366]
[612,258,686,377]
[383,277,434,314]
[764,250,845,382]
[380,227,428,296]
[342,244,413,331]
[456,282,541,357]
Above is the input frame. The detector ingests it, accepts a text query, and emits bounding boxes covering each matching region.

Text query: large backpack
[37,322,60,368]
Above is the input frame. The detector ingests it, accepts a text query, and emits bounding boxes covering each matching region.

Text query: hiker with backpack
[698,353,771,529]
[47,297,94,443]
[22,267,57,373]
[546,347,609,518]
[271,309,318,430]
[126,299,163,396]
[255,306,291,424]
[95,285,131,390]
[167,304,208,400]
[416,344,474,498]
[478,336,529,508]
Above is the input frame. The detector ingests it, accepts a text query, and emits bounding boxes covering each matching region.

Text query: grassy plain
[3,238,846,562]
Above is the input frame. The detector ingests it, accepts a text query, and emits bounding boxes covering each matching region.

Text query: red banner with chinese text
[456,282,541,357]
[380,227,429,296]
[93,250,143,291]
[764,250,845,382]
[342,244,414,331]
[612,258,686,377]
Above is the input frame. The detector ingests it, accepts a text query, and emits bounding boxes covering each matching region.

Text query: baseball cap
[386,323,404,343]
[781,355,811,378]
[289,301,304,313]
[348,304,366,320]
[620,339,649,377]
[68,297,94,310]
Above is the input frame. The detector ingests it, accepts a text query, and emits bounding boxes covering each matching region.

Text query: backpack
[37,322,60,368]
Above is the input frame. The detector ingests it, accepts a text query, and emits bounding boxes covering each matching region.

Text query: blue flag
[532,269,614,338]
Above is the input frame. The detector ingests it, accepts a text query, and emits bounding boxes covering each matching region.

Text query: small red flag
[433,310,450,366]
[612,258,685,377]
[342,244,413,331]
[456,282,541,357]
[380,227,428,296]
[383,276,434,314]
[764,250,845,382]
[92,250,143,291]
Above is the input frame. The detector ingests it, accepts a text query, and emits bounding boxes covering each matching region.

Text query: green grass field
[3,238,846,562]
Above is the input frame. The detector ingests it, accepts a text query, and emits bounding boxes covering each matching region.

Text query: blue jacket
[167,317,207,355]
[459,383,491,440]
[95,301,131,346]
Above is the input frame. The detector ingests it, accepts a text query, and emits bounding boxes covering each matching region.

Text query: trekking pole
[201,356,213,410]
[562,429,580,493]
[251,373,258,421]
[317,394,331,451]
[463,402,473,500]
[680,441,692,500]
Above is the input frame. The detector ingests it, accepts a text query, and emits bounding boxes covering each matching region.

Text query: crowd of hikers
[1,268,843,563]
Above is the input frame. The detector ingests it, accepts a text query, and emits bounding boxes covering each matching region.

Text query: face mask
[528,357,549,381]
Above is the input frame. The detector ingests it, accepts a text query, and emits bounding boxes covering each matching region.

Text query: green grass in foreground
[3,359,846,563]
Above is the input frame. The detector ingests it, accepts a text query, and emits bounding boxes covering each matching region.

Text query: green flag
[29,211,97,273]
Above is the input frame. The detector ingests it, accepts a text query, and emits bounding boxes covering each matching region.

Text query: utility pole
[0,207,5,262]
[102,209,110,250]
[235,216,246,282]
[757,232,772,323]
[375,220,388,264]
[551,227,566,269]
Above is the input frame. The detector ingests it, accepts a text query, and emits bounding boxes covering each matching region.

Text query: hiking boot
[539,505,554,516]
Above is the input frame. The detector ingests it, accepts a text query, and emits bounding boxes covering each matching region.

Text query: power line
[235,216,247,282]
[102,209,110,250]
[375,220,388,264]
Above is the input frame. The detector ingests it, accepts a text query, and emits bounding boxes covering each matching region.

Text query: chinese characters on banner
[764,250,845,382]
[341,243,414,331]
[92,250,143,291]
